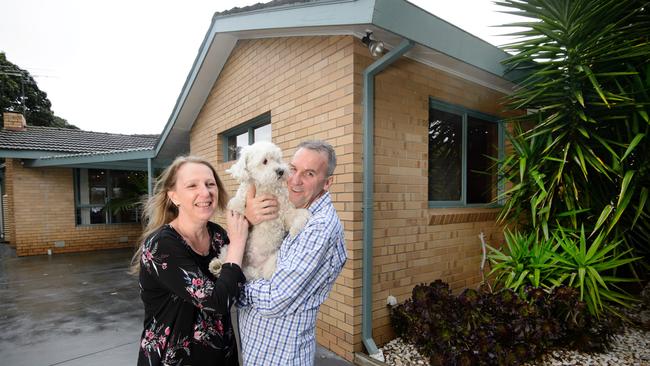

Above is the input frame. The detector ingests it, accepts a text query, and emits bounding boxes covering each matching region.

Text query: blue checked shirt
[238,191,347,366]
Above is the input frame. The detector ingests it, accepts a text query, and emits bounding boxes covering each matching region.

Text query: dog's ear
[226,146,250,181]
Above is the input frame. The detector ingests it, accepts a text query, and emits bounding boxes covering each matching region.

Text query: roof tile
[0,126,158,153]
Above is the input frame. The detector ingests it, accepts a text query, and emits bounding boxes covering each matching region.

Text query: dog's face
[226,141,288,186]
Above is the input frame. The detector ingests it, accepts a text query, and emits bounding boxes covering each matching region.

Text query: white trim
[408,55,515,95]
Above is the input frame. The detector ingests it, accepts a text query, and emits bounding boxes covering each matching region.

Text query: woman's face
[167,162,218,223]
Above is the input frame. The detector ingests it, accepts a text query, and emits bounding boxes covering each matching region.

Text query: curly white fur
[209,141,310,280]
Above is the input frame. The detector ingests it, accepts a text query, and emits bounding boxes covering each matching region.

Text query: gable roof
[154,0,518,161]
[0,126,157,154]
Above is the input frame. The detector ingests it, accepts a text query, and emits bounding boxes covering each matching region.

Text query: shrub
[488,230,559,294]
[390,280,620,366]
[495,0,650,274]
[488,227,639,318]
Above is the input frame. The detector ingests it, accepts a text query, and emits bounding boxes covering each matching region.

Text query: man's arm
[241,217,336,317]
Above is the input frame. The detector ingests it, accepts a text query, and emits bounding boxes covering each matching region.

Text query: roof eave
[154,0,517,159]
[372,0,512,78]
[152,0,376,160]
[24,149,157,168]
[0,149,71,159]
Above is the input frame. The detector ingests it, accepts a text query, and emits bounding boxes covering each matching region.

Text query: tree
[0,52,78,129]
[492,0,650,315]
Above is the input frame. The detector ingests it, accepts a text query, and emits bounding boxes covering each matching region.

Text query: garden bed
[382,304,650,366]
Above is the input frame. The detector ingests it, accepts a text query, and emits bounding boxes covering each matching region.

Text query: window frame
[221,111,271,162]
[428,98,505,208]
[73,168,143,226]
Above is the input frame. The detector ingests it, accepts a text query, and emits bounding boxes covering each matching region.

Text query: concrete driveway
[0,245,351,366]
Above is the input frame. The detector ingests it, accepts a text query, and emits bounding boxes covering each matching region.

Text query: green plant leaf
[632,187,648,227]
[618,170,635,208]
[592,205,613,235]
[574,90,585,107]
[621,133,645,161]
[582,64,610,107]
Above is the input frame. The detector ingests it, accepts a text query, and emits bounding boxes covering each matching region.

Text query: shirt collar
[308,190,331,214]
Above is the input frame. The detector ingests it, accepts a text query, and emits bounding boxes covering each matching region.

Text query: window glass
[428,98,502,207]
[75,169,144,225]
[224,116,271,162]
[467,116,498,204]
[254,123,271,143]
[88,169,107,205]
[110,170,145,223]
[428,108,462,201]
[228,132,249,161]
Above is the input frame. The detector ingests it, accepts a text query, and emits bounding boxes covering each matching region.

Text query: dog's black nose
[277,169,284,177]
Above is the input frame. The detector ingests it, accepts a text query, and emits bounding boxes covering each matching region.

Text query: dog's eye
[263,159,268,165]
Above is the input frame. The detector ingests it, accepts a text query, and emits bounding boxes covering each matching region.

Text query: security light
[361,31,385,57]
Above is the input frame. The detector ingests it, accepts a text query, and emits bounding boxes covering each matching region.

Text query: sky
[0,0,524,134]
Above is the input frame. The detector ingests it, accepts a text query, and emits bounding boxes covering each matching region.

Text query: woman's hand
[244,186,279,225]
[225,210,248,266]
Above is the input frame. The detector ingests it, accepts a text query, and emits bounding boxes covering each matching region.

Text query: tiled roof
[214,0,313,17]
[0,126,158,154]
[37,147,155,160]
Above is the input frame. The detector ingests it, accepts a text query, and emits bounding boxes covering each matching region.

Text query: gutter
[362,38,414,361]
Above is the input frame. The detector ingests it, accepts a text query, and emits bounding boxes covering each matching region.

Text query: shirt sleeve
[141,233,246,314]
[239,218,334,317]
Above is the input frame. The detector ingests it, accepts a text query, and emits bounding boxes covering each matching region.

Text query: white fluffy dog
[209,141,310,280]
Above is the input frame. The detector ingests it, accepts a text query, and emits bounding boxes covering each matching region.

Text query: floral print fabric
[137,222,245,366]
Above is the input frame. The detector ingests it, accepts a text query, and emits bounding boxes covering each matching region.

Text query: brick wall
[190,35,358,360]
[353,43,508,346]
[190,35,510,360]
[4,159,16,244]
[5,159,141,256]
[3,112,27,131]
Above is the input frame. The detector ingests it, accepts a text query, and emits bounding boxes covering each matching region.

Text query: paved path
[0,246,351,366]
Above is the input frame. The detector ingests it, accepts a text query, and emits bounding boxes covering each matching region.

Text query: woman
[133,156,248,366]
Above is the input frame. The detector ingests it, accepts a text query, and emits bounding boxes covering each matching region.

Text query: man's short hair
[297,140,337,176]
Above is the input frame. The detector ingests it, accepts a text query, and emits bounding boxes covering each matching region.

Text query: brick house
[149,0,518,362]
[0,0,518,361]
[0,112,171,256]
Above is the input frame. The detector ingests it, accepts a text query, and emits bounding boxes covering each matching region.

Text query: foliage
[105,171,149,215]
[488,228,639,317]
[495,0,650,271]
[488,230,558,293]
[390,280,620,366]
[550,226,640,316]
[0,52,78,129]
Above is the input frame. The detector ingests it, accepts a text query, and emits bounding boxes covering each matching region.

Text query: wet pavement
[0,245,352,366]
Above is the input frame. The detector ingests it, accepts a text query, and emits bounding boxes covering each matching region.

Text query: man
[238,140,347,365]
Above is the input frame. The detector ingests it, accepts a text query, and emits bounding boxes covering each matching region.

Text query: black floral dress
[137,222,245,366]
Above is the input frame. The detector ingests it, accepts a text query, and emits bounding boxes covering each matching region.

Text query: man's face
[287,148,333,208]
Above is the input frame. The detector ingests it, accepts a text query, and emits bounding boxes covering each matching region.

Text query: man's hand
[244,186,279,225]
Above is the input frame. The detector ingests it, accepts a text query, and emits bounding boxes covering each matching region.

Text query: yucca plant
[495,0,650,274]
[488,230,560,293]
[550,226,640,317]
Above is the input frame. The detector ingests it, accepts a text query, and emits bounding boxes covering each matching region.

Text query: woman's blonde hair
[130,156,228,274]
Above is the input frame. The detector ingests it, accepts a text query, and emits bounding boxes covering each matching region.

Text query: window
[74,168,146,225]
[428,98,503,207]
[223,112,272,161]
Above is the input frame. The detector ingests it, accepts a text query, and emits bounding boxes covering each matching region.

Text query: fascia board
[0,149,66,159]
[372,0,511,79]
[25,149,156,168]
[152,0,376,160]
[153,30,238,158]
[211,0,374,32]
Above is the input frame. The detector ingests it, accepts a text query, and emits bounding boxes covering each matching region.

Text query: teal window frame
[428,98,505,208]
[73,168,144,225]
[221,112,271,162]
